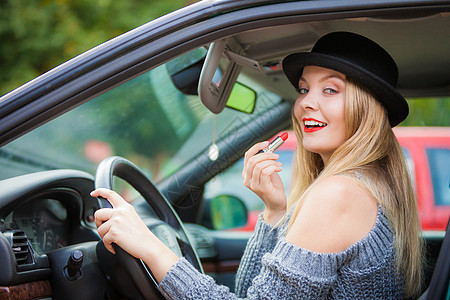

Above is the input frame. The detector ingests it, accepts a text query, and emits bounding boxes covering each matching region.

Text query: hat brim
[282,52,408,127]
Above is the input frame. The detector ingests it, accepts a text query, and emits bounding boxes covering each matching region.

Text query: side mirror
[200,195,248,230]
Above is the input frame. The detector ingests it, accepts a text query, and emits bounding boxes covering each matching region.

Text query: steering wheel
[94,156,203,299]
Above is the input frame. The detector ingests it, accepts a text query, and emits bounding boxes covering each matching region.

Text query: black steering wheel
[94,156,203,299]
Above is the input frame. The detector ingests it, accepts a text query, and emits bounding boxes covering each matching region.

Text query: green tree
[403,97,450,126]
[0,0,191,96]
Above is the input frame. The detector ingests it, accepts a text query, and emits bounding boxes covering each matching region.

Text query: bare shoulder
[285,175,378,253]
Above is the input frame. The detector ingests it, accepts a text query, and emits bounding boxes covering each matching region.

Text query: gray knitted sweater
[158,208,403,299]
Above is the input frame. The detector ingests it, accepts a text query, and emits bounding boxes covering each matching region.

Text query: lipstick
[258,132,288,154]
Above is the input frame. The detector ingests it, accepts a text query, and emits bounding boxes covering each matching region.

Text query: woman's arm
[159,238,343,300]
[235,213,280,297]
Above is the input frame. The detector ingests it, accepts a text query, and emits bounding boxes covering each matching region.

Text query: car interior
[0,1,448,299]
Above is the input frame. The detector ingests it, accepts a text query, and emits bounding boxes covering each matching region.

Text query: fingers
[259,163,282,190]
[249,160,282,191]
[94,208,113,229]
[99,223,117,254]
[94,208,116,254]
[92,188,152,257]
[91,188,128,254]
[243,152,282,194]
[244,141,269,165]
[243,149,279,183]
[103,238,116,254]
[94,205,132,255]
[91,188,127,208]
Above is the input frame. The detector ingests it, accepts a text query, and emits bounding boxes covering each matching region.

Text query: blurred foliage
[403,97,450,126]
[85,66,200,162]
[1,0,447,127]
[0,0,193,96]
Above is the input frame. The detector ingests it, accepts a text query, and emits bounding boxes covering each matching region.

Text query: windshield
[0,48,283,182]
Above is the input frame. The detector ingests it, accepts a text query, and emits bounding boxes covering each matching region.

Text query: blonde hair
[287,78,423,298]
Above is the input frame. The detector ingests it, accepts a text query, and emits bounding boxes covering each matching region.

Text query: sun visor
[198,38,262,114]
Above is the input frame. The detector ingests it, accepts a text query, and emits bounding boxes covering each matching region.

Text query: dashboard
[4,198,71,254]
[0,170,101,286]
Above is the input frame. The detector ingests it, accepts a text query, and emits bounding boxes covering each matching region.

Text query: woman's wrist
[141,236,180,283]
[263,208,286,225]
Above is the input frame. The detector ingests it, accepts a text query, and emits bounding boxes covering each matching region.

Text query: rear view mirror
[200,195,248,230]
[166,48,207,95]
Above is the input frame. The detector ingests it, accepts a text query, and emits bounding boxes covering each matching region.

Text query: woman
[93,32,423,299]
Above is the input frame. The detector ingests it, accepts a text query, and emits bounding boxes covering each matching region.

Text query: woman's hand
[92,188,178,282]
[242,142,287,225]
[92,188,154,257]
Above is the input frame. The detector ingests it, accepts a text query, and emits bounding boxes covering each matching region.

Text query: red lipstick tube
[257,132,288,154]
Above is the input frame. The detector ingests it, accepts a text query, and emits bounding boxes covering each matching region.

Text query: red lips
[302,118,327,133]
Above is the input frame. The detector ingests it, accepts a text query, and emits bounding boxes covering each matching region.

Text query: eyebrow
[300,73,346,84]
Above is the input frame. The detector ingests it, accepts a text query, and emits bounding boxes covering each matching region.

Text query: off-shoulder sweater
[158,208,403,299]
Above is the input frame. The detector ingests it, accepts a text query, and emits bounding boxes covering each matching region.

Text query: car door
[1,0,449,298]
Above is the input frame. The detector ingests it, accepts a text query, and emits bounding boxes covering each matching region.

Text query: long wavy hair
[286,78,423,298]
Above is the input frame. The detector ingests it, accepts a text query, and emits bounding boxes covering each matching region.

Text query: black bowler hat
[282,31,408,127]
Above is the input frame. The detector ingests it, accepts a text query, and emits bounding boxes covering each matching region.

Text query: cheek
[334,104,345,126]
[293,99,303,121]
[323,95,346,136]
[328,94,345,120]
[332,100,347,139]
[336,120,347,143]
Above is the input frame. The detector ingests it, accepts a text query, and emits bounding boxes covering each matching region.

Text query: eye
[324,88,338,94]
[297,87,308,94]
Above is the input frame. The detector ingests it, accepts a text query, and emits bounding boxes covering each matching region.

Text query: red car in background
[232,128,450,232]
[394,127,450,230]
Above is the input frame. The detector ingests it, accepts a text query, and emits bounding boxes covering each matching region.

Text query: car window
[427,148,450,206]
[0,48,283,183]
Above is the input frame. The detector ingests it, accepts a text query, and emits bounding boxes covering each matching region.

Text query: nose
[296,91,318,111]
